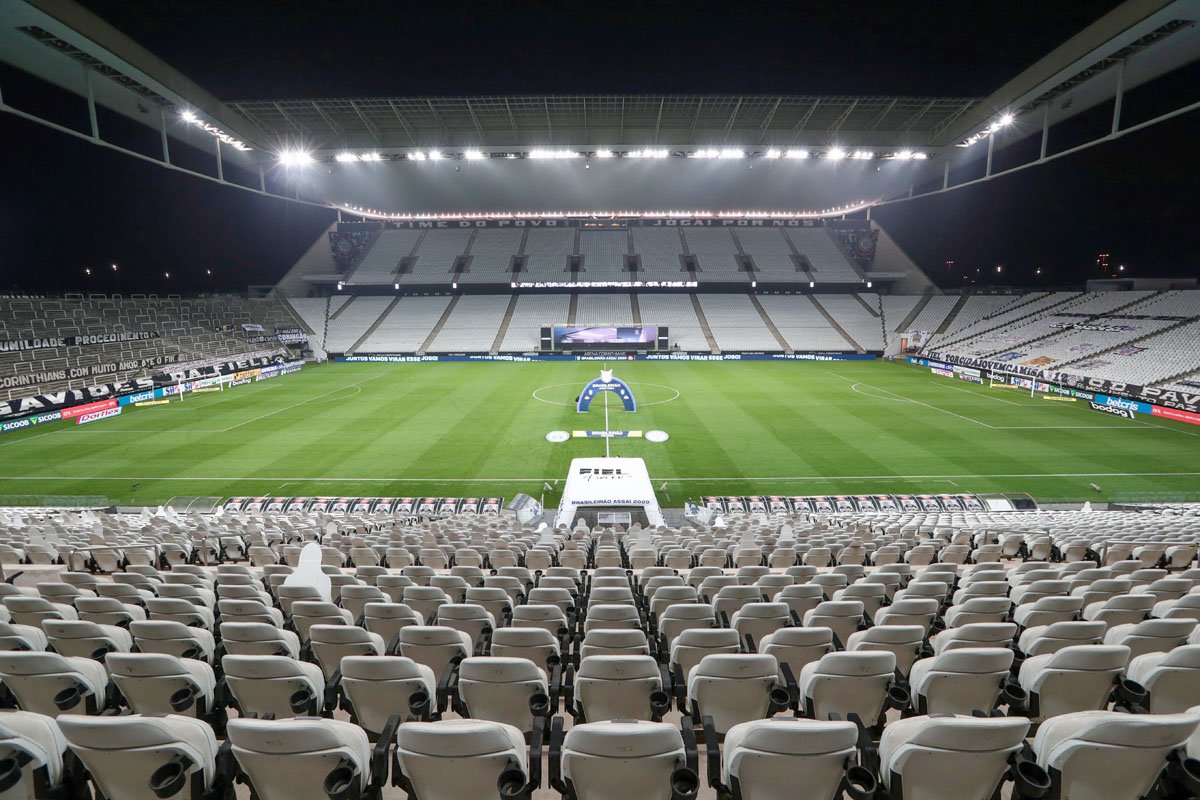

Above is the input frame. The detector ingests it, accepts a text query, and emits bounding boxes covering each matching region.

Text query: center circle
[531,382,681,407]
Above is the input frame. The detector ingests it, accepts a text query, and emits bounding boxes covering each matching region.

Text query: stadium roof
[225,94,982,151]
[1,0,1197,197]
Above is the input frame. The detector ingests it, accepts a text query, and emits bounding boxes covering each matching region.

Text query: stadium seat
[105,652,221,723]
[684,654,792,735]
[798,651,902,724]
[0,709,82,799]
[1032,711,1200,800]
[908,647,1016,715]
[707,716,872,800]
[58,713,228,800]
[570,654,668,723]
[228,716,391,800]
[1017,644,1134,720]
[552,718,696,800]
[1126,645,1200,713]
[339,655,438,733]
[0,651,112,717]
[222,654,329,719]
[393,719,539,800]
[878,715,1042,800]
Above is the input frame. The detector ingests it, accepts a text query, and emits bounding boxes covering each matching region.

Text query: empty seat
[454,656,550,735]
[759,628,836,682]
[58,713,225,800]
[1127,645,1200,713]
[879,715,1039,800]
[40,620,132,660]
[931,622,1017,654]
[1103,618,1195,660]
[222,654,327,719]
[308,624,386,679]
[105,652,219,722]
[671,628,742,682]
[710,717,870,800]
[798,651,900,724]
[489,627,562,670]
[393,719,536,800]
[228,716,388,800]
[553,718,696,800]
[846,625,926,676]
[220,621,302,659]
[685,654,789,735]
[340,655,437,735]
[1017,644,1132,721]
[571,655,668,723]
[397,626,473,678]
[1033,710,1200,800]
[0,710,77,799]
[908,648,1015,716]
[0,651,111,717]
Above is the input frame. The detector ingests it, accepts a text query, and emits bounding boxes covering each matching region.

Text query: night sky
[0,0,1197,292]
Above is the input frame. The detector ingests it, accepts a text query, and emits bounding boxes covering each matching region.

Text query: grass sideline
[0,359,1197,506]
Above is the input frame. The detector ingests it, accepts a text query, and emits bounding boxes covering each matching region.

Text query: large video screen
[553,326,658,349]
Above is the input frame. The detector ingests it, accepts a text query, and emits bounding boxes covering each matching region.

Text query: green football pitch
[1,359,1197,506]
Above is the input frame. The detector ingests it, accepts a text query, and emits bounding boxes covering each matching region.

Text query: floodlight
[394,283,399,290]
[180,110,198,123]
[764,149,781,159]
[895,150,914,160]
[629,149,669,159]
[428,150,443,160]
[999,113,1015,126]
[690,149,717,159]
[719,148,744,159]
[784,149,809,159]
[866,281,873,288]
[278,149,314,167]
[827,148,847,161]
[912,152,928,160]
[409,152,427,161]
[335,153,358,163]
[809,281,815,288]
[464,150,485,160]
[851,150,874,160]
[529,149,579,159]
[360,153,383,161]
[596,149,614,158]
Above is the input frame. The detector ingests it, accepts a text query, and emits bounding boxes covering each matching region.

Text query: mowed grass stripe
[1,359,1197,504]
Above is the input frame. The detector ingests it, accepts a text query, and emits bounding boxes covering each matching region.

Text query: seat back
[227,717,373,800]
[394,719,527,800]
[687,654,779,735]
[562,720,687,800]
[58,714,218,800]
[457,657,547,734]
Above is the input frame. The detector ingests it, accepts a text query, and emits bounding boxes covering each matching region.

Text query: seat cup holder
[496,767,527,799]
[322,764,358,800]
[408,691,431,718]
[886,685,910,710]
[844,765,878,800]
[1002,683,1028,712]
[0,757,21,793]
[670,767,699,800]
[169,686,197,712]
[1167,755,1200,795]
[53,685,84,711]
[530,693,551,716]
[289,688,316,714]
[1012,759,1051,799]
[149,758,187,799]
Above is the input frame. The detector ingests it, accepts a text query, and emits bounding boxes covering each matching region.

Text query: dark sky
[1,0,1196,292]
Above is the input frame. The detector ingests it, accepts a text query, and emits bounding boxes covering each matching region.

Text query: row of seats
[6,706,1200,800]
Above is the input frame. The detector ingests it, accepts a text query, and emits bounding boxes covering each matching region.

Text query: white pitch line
[928,380,1026,406]
[219,373,386,432]
[5,471,1200,483]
